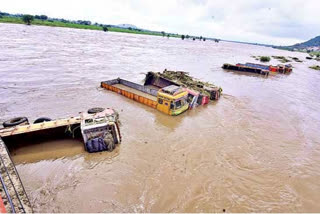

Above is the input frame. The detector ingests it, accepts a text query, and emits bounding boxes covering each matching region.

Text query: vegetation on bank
[0,15,165,36]
[0,13,211,42]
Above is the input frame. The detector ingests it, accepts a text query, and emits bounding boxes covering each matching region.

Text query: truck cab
[156,85,189,116]
[81,108,121,152]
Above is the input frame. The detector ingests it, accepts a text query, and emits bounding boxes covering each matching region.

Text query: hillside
[291,35,320,49]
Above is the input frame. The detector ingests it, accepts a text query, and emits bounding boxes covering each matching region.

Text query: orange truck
[101,78,189,116]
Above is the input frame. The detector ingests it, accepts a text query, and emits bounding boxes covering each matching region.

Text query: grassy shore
[0,16,173,37]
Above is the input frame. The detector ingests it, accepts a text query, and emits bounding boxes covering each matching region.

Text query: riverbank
[0,16,175,37]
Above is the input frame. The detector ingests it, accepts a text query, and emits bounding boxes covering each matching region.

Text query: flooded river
[1,23,320,212]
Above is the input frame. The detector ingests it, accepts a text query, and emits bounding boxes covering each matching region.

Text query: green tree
[181,35,185,40]
[161,31,165,37]
[193,37,195,41]
[200,36,203,41]
[22,15,34,25]
[35,15,48,20]
[39,15,48,20]
[167,34,170,38]
[102,26,108,32]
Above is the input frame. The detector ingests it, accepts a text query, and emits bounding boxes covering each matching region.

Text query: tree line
[1,11,221,41]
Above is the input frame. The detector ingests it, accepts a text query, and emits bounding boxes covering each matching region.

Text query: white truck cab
[80,108,121,152]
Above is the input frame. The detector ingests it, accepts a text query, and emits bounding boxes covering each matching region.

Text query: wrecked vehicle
[222,62,292,75]
[101,70,222,115]
[0,108,121,212]
[101,78,189,116]
[0,108,121,154]
[144,70,222,109]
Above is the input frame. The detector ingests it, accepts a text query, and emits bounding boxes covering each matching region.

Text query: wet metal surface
[0,23,320,212]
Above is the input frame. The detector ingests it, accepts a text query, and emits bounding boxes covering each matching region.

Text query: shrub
[260,56,271,62]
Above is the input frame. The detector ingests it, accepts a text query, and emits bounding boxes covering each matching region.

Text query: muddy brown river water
[0,23,320,212]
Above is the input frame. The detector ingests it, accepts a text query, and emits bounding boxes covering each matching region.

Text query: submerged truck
[0,108,121,154]
[101,70,222,115]
[144,70,222,108]
[101,78,189,116]
[0,108,121,212]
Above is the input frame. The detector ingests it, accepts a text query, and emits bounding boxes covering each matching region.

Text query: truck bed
[113,84,157,101]
[101,78,158,109]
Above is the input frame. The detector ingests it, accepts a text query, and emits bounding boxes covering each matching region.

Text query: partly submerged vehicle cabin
[157,85,189,115]
[101,78,189,116]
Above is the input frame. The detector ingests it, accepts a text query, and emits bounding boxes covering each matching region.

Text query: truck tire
[34,117,52,124]
[88,107,105,114]
[3,117,29,128]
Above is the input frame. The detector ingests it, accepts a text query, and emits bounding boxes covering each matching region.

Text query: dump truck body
[101,78,158,109]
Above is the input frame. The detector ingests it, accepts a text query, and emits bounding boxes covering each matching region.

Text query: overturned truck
[144,70,222,109]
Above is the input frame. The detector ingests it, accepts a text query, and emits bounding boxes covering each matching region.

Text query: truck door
[163,100,171,115]
[157,98,170,115]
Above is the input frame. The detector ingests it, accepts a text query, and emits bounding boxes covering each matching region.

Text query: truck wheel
[88,107,105,114]
[3,117,29,127]
[34,117,52,124]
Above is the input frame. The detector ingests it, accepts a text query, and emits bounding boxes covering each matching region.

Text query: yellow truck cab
[157,85,189,116]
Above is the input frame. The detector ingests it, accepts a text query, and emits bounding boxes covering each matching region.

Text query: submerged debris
[146,69,222,97]
[251,56,271,62]
[272,56,291,63]
[309,65,320,70]
[259,56,271,62]
[251,56,260,61]
[289,56,303,63]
